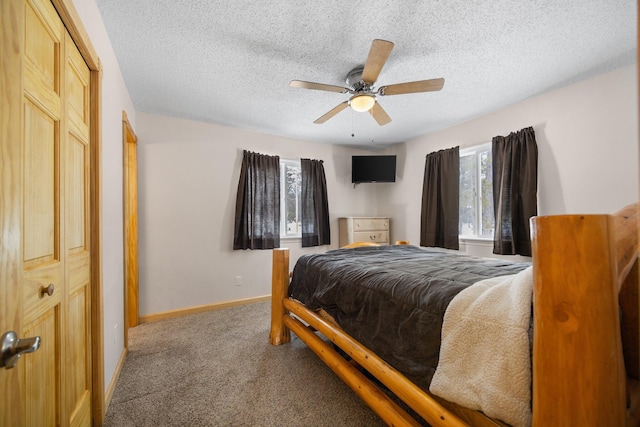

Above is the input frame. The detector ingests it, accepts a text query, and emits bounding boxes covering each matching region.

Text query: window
[280,159,301,238]
[459,144,494,239]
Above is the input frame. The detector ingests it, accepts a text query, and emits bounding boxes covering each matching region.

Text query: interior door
[1,0,92,424]
[123,112,139,333]
[62,26,93,427]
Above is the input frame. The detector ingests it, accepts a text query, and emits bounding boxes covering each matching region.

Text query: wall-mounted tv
[352,155,397,183]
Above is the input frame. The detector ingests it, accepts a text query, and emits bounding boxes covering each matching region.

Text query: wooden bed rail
[282,310,424,427]
[284,298,467,427]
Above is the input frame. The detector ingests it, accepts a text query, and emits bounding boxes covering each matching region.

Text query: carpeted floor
[104,301,387,426]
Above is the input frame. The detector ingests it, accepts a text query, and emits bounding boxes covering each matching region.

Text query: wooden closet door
[64,29,92,427]
[20,0,92,424]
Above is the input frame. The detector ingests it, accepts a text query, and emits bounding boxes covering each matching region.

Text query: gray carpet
[104,301,387,426]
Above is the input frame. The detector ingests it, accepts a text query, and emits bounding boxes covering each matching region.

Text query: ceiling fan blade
[369,102,392,126]
[379,78,445,96]
[290,80,349,93]
[314,101,349,124]
[361,39,394,84]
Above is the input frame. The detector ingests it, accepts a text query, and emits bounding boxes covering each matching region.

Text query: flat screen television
[352,155,396,183]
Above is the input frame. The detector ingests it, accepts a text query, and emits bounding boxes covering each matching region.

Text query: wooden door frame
[123,111,139,346]
[6,0,106,424]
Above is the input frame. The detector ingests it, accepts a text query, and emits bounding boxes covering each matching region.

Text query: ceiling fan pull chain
[351,109,355,137]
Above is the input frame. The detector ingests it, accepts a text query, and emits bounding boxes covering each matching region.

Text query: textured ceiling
[96,0,637,149]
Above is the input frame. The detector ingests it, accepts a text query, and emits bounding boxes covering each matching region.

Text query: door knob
[1,331,41,369]
[40,283,54,297]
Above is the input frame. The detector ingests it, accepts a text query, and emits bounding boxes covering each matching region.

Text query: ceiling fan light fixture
[349,94,376,112]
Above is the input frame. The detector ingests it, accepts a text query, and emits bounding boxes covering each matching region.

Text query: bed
[269,204,639,426]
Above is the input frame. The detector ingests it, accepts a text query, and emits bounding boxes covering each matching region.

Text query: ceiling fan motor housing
[346,66,370,92]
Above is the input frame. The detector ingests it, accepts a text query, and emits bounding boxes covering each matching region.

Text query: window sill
[281,236,301,242]
[459,236,493,245]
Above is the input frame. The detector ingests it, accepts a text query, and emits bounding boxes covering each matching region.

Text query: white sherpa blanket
[429,266,533,427]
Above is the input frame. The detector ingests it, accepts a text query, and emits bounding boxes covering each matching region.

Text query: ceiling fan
[289,39,445,126]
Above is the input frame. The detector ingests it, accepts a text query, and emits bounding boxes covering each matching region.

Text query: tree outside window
[459,144,494,239]
[280,159,301,237]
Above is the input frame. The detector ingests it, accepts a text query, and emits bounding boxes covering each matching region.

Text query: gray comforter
[288,245,530,390]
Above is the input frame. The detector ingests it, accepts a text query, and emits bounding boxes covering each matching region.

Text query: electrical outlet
[113,324,118,344]
[235,276,242,286]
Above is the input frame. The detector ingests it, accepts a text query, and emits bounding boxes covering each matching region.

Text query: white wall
[71,0,134,396]
[380,65,638,253]
[135,113,379,315]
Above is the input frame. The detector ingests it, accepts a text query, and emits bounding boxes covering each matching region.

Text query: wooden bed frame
[270,204,639,426]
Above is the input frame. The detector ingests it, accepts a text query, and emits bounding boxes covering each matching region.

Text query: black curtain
[300,158,331,247]
[233,150,280,250]
[492,126,538,256]
[420,147,460,249]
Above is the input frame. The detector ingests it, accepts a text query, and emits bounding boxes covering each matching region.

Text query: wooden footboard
[270,203,639,426]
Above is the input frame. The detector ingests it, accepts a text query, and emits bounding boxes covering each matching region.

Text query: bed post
[531,214,626,426]
[270,248,291,345]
